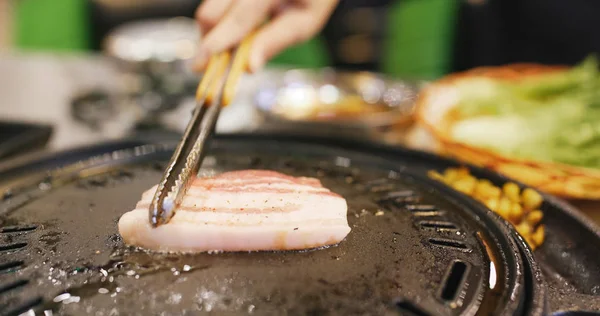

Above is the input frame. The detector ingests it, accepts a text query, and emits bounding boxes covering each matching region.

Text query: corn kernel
[516,222,532,238]
[487,186,502,200]
[452,176,477,195]
[474,181,500,200]
[443,168,460,184]
[455,167,470,177]
[479,179,493,187]
[526,210,543,226]
[431,167,545,251]
[485,198,499,212]
[496,197,511,220]
[531,225,545,246]
[503,182,520,202]
[509,202,524,224]
[522,188,543,211]
[473,182,490,200]
[472,181,487,200]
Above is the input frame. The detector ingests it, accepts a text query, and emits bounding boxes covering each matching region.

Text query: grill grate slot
[384,190,415,199]
[364,179,397,192]
[403,205,446,217]
[0,279,29,294]
[0,242,28,252]
[411,210,447,217]
[1,296,43,316]
[386,196,422,207]
[406,205,437,212]
[440,261,469,301]
[395,300,431,316]
[364,178,389,187]
[0,261,25,273]
[393,196,420,205]
[0,225,37,233]
[428,238,469,251]
[377,190,416,202]
[419,221,459,231]
[369,184,396,192]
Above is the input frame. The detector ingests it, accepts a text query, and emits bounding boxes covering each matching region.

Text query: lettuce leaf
[451,55,600,169]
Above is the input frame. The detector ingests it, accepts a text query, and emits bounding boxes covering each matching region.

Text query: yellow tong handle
[195,33,256,106]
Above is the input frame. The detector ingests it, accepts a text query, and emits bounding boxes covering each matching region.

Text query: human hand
[194,0,338,72]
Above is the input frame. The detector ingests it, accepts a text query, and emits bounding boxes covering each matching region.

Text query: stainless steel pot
[102,17,200,114]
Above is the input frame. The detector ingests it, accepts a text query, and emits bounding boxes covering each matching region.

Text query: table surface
[0,52,598,223]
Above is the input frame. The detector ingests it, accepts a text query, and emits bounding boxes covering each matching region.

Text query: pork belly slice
[118,170,350,252]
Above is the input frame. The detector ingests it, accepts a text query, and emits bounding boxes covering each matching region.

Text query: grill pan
[0,134,597,315]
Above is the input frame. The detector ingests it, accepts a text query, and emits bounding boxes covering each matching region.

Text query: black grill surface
[0,135,596,315]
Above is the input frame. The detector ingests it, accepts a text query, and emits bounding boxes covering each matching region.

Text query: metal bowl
[253,68,420,130]
[102,17,200,115]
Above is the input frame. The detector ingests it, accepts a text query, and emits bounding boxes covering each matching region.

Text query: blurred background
[0,0,464,153]
[0,0,598,154]
[2,0,461,78]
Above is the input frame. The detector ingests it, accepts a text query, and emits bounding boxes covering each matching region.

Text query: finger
[201,0,276,55]
[249,4,334,72]
[193,0,234,71]
[195,0,233,35]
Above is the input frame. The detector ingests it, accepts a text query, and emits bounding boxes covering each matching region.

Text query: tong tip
[149,197,176,228]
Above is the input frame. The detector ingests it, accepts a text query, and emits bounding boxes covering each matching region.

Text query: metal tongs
[148,34,255,227]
